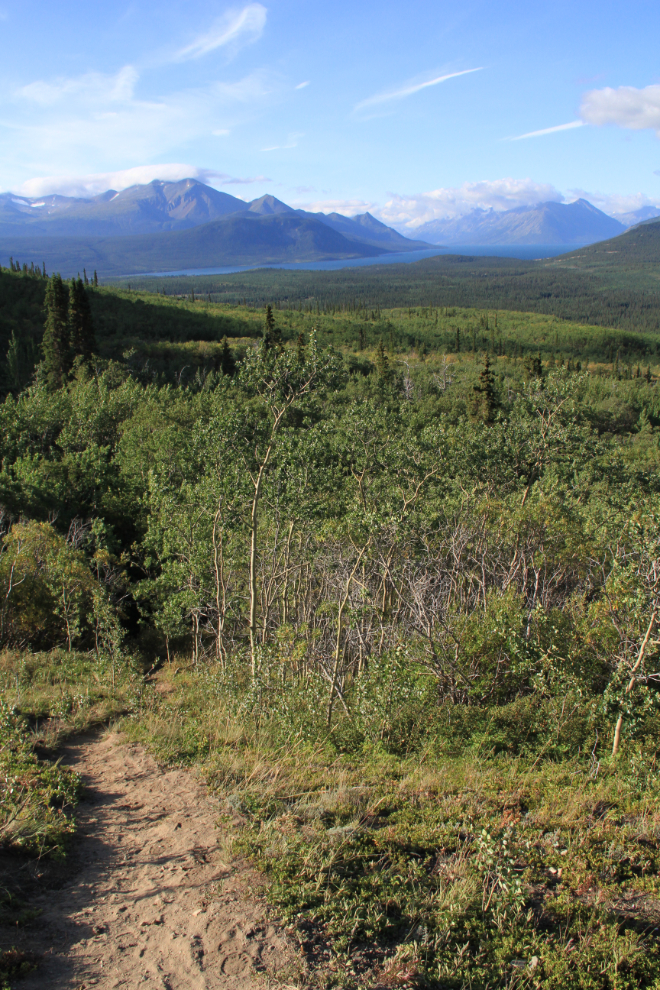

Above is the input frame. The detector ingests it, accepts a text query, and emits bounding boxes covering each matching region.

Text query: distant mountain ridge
[412,199,626,247]
[0,180,429,250]
[0,178,433,275]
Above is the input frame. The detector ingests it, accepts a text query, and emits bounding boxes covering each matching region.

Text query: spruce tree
[375,338,389,378]
[218,337,235,376]
[93,270,98,287]
[263,304,281,349]
[68,278,95,364]
[469,357,499,424]
[42,274,70,390]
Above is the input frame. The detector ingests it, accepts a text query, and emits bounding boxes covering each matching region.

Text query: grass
[0,648,143,852]
[120,661,660,989]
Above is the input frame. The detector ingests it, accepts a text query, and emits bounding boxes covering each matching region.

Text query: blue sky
[1,0,659,228]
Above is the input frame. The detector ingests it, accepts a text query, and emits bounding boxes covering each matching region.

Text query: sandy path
[13,732,302,990]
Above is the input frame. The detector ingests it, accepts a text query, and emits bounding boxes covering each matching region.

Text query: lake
[126,244,572,279]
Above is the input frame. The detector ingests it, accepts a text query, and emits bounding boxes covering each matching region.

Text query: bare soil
[2,731,303,989]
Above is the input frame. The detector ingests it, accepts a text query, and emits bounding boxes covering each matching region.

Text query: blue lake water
[126,244,571,280]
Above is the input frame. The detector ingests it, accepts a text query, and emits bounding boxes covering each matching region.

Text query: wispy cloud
[261,132,302,151]
[3,64,274,185]
[295,81,310,90]
[175,3,267,61]
[354,67,483,116]
[580,84,660,136]
[14,165,269,198]
[291,197,377,215]
[509,120,584,140]
[18,66,141,107]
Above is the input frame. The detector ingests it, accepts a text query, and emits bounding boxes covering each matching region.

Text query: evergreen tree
[218,337,236,376]
[375,338,389,378]
[93,270,98,287]
[68,278,96,364]
[523,354,543,381]
[469,357,499,424]
[263,304,281,349]
[41,275,70,390]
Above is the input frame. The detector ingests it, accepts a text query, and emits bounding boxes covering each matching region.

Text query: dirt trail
[12,732,302,990]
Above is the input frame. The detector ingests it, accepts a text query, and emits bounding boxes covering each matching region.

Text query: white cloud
[291,197,377,215]
[567,188,660,217]
[580,84,660,135]
[354,67,482,116]
[14,165,268,198]
[17,65,140,108]
[175,3,267,61]
[295,81,310,90]
[510,120,584,140]
[2,64,274,184]
[261,132,302,151]
[375,178,564,230]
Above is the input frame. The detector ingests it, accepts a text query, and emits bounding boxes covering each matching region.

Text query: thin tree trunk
[612,607,658,756]
[327,546,368,728]
[249,445,274,679]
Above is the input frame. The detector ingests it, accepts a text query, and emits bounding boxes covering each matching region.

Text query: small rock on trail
[5,731,302,989]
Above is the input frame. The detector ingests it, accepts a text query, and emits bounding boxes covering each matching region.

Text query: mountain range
[0,179,433,276]
[411,199,628,247]
[2,177,659,276]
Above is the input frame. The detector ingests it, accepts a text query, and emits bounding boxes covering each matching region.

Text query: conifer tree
[93,270,98,287]
[375,338,389,378]
[469,356,499,424]
[68,278,96,364]
[42,275,70,390]
[218,336,236,376]
[263,304,281,349]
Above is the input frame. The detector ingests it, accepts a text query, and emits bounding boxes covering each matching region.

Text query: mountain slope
[414,199,625,246]
[549,217,660,267]
[0,213,388,277]
[301,210,431,251]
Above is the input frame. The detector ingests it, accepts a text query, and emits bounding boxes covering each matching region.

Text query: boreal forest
[3,254,660,989]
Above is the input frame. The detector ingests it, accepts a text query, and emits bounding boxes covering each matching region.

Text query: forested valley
[3,261,660,989]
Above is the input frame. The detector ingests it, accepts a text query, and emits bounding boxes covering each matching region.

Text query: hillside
[4,262,660,990]
[549,217,660,268]
[3,263,660,399]
[415,198,625,246]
